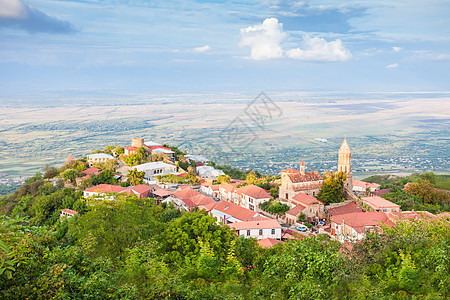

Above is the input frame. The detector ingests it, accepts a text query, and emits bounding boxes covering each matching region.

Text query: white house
[200,183,220,199]
[210,201,263,224]
[87,153,115,166]
[228,219,282,240]
[196,166,225,181]
[151,148,175,159]
[132,161,177,181]
[353,179,381,196]
[235,185,272,212]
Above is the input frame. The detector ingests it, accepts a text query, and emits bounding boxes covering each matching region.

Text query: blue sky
[1,0,449,100]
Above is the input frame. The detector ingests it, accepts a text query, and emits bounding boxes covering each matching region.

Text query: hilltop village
[53,137,442,247]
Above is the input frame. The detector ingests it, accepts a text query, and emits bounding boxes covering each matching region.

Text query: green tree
[127,168,145,185]
[42,165,58,179]
[114,146,124,155]
[161,210,234,265]
[61,169,79,184]
[73,196,162,260]
[216,174,231,184]
[317,171,346,204]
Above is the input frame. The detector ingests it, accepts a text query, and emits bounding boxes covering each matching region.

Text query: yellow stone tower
[338,138,353,191]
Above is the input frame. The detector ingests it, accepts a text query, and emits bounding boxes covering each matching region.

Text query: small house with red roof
[235,184,273,212]
[257,238,283,248]
[228,219,282,240]
[125,146,140,156]
[164,187,217,212]
[200,183,220,198]
[218,182,240,202]
[210,201,265,224]
[83,184,152,199]
[330,211,393,242]
[326,201,365,220]
[286,192,325,221]
[60,208,79,218]
[352,179,381,196]
[360,196,401,213]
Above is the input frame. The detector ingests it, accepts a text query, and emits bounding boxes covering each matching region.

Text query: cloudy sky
[1,0,449,100]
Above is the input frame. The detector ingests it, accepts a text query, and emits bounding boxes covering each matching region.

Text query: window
[247,230,250,236]
[259,229,263,236]
[285,193,289,199]
[271,229,275,235]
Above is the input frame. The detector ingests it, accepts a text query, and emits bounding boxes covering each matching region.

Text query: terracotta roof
[81,167,101,175]
[281,168,301,174]
[84,184,126,194]
[388,211,436,221]
[212,201,259,222]
[331,212,389,233]
[372,189,390,196]
[285,204,306,217]
[291,192,323,206]
[61,208,79,215]
[287,171,322,183]
[126,146,140,152]
[236,184,272,199]
[258,238,282,248]
[251,215,269,221]
[220,182,239,193]
[153,189,175,197]
[361,196,400,210]
[173,187,216,209]
[353,179,380,189]
[229,219,281,230]
[129,184,152,194]
[147,145,171,151]
[327,201,364,217]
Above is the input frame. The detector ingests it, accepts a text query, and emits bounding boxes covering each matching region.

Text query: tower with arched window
[338,138,353,191]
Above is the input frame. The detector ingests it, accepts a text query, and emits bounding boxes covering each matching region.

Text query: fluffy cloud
[392,46,402,52]
[240,17,351,62]
[193,45,211,53]
[239,18,287,60]
[0,0,76,34]
[286,35,351,62]
[386,63,399,69]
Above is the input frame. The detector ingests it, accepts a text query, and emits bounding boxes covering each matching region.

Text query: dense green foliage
[259,200,290,215]
[317,171,346,204]
[1,178,449,299]
[364,172,450,213]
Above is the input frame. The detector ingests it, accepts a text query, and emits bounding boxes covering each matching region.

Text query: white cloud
[0,0,76,33]
[392,46,402,52]
[386,63,399,69]
[286,35,352,62]
[0,0,27,19]
[239,18,287,60]
[239,18,351,62]
[193,45,211,53]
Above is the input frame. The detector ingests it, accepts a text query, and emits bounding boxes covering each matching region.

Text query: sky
[1,0,450,100]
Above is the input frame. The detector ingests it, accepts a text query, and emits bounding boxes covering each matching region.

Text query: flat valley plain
[0,91,448,179]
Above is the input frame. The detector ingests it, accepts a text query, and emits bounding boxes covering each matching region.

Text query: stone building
[338,138,353,191]
[279,160,323,201]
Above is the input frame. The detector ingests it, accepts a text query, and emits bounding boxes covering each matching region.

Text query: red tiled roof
[81,167,101,175]
[287,171,322,183]
[291,192,323,206]
[353,179,380,189]
[220,182,239,193]
[84,184,126,194]
[281,168,301,174]
[147,145,171,151]
[388,211,436,221]
[177,173,188,177]
[212,201,259,222]
[327,201,364,217]
[129,184,152,194]
[236,184,272,199]
[173,187,216,209]
[153,189,175,197]
[373,189,391,196]
[126,146,140,152]
[258,238,282,248]
[61,208,79,215]
[331,212,390,233]
[285,204,306,217]
[361,196,400,210]
[229,219,281,230]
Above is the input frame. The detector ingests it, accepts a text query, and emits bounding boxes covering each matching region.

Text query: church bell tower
[338,138,353,191]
